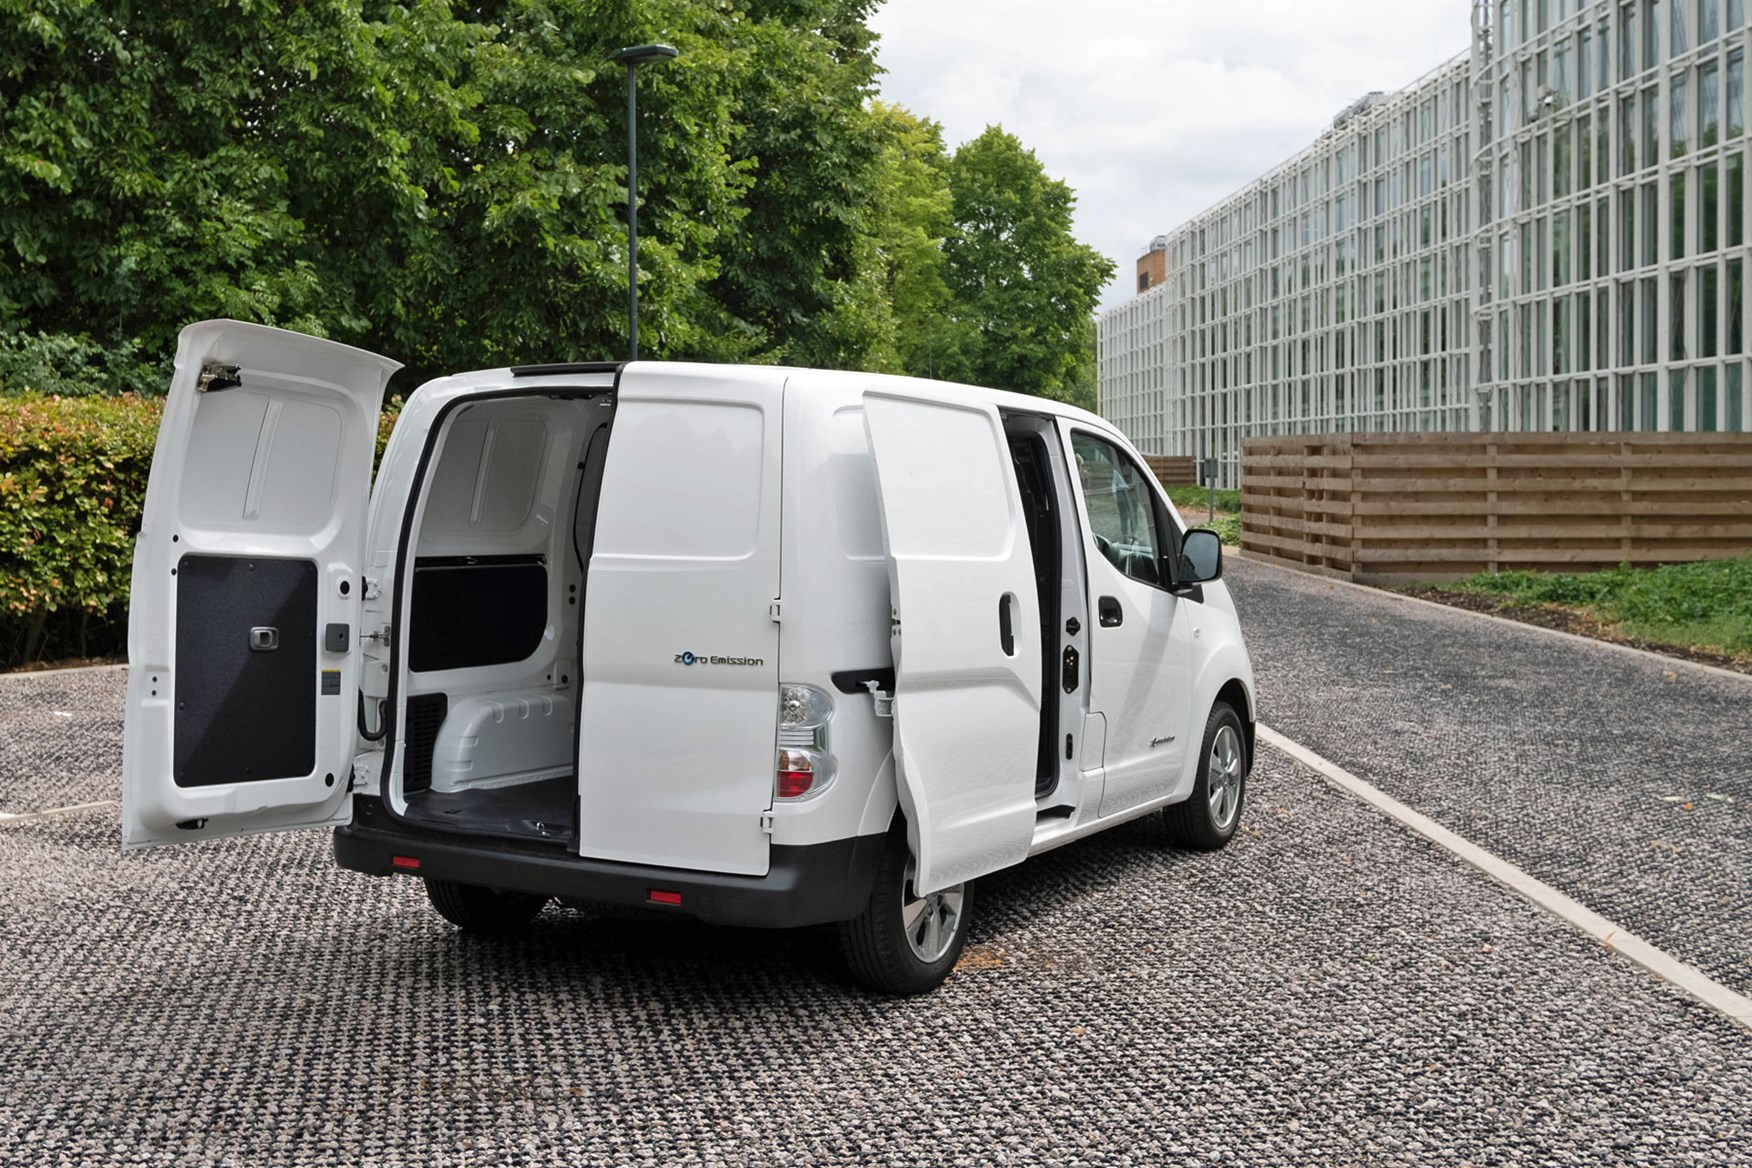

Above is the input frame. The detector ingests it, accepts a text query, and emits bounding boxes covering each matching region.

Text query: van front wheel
[1160,700,1247,851]
[839,834,973,995]
[424,878,549,935]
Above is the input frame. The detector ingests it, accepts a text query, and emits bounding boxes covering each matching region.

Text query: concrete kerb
[0,661,129,681]
[1226,548,1752,687]
[1260,725,1752,1032]
[0,801,118,826]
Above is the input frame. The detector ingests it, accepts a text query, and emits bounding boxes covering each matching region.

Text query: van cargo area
[390,391,610,844]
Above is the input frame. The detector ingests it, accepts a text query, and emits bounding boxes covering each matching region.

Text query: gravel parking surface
[0,665,125,814]
[2,677,1751,1164]
[5,628,1752,1165]
[1225,555,1752,999]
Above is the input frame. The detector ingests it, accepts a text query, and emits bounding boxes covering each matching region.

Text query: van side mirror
[1175,529,1223,587]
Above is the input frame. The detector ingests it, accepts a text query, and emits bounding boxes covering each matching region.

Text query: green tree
[859,102,954,376]
[939,126,1113,402]
[699,0,889,369]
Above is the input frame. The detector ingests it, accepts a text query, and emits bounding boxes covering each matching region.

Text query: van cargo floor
[399,777,575,845]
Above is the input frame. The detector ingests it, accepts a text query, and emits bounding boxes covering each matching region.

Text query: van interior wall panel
[173,555,316,787]
[408,557,547,672]
[402,693,448,794]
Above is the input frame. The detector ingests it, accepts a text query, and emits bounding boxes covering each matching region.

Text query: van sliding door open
[863,389,1043,895]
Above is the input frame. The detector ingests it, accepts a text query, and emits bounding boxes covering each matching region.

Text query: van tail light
[777,749,816,799]
[774,684,837,802]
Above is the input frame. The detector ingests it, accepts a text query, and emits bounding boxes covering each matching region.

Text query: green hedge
[2,393,404,670]
[1,393,162,666]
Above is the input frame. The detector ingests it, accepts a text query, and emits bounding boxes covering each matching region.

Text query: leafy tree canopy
[0,0,1110,400]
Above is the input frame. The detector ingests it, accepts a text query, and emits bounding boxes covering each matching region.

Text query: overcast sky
[868,0,1474,311]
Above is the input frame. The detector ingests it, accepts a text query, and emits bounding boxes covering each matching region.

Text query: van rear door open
[122,320,400,848]
[863,389,1043,894]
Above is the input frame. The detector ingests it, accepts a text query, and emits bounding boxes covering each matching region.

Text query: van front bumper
[333,795,885,929]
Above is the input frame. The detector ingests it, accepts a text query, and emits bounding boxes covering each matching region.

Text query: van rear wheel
[424,878,549,935]
[1160,700,1247,851]
[839,833,973,995]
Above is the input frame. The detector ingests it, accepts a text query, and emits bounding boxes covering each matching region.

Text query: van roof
[419,361,1112,433]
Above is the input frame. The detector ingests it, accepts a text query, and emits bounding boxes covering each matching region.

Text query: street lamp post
[611,43,679,362]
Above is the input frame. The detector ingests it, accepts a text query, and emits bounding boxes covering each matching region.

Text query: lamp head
[613,44,680,67]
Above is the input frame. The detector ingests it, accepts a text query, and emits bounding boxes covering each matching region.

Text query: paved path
[2,637,1751,1164]
[1225,555,1752,999]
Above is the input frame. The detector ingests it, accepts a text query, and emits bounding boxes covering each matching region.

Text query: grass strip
[1429,554,1752,657]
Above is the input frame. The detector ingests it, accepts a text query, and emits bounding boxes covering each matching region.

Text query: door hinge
[769,599,782,623]
[196,361,243,393]
[349,757,380,797]
[362,624,393,645]
[863,679,894,718]
[760,812,775,834]
[363,576,382,601]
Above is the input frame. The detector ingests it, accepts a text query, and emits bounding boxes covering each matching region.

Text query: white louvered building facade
[1100,0,1751,487]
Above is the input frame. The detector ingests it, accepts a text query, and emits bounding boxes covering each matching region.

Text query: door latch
[362,625,393,646]
[863,679,894,718]
[197,361,242,393]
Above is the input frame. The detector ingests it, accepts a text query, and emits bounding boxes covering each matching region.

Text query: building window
[1702,263,1720,354]
[1702,0,1722,42]
[1729,257,1745,351]
[1623,3,1640,82]
[1672,270,1689,360]
[1642,179,1661,265]
[1703,158,1721,252]
[1672,72,1690,156]
[1672,170,1688,260]
[1642,276,1660,362]
[1730,153,1746,244]
[1729,50,1745,135]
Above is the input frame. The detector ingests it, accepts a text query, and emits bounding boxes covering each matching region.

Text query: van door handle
[998,593,1016,656]
[1098,596,1123,627]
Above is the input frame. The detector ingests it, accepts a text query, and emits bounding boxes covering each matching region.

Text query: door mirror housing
[1175,529,1223,588]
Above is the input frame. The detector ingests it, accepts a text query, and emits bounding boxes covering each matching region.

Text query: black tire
[424,878,549,935]
[838,831,974,995]
[1160,701,1247,851]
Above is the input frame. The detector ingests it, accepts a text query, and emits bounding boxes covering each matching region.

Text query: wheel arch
[1213,676,1256,776]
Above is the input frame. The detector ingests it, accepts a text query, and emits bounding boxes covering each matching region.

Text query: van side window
[1071,433,1163,586]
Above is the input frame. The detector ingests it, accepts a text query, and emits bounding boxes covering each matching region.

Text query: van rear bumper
[333,796,885,929]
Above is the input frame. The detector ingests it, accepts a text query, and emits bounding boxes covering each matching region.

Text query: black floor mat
[399,775,575,844]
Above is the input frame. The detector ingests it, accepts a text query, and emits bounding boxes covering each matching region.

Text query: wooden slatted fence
[1144,455,1199,488]
[1240,432,1752,583]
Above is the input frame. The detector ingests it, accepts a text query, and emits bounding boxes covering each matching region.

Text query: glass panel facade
[1097,0,1752,476]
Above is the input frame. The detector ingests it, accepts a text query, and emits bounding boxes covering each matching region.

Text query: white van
[122,319,1256,994]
